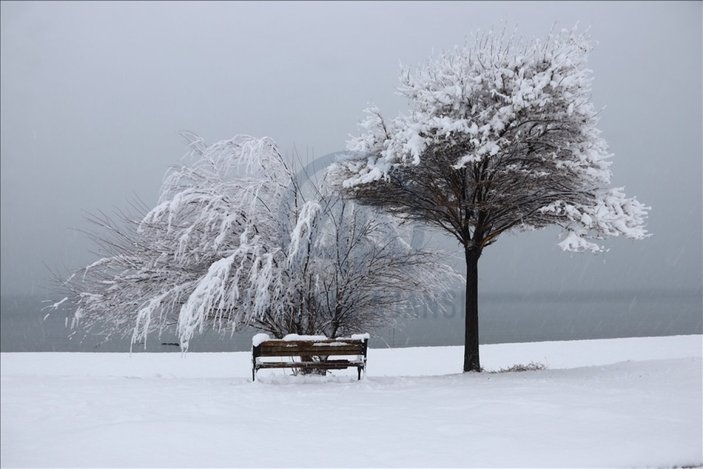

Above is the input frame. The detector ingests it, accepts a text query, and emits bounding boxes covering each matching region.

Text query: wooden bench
[252,335,369,381]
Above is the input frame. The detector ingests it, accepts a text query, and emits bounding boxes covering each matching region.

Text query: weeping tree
[329,28,649,372]
[58,134,456,351]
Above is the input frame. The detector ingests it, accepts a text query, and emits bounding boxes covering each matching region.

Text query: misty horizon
[1,2,701,351]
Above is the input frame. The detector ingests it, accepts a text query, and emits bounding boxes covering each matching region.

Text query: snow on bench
[251,333,369,381]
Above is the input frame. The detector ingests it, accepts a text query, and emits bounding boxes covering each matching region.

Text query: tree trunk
[463,248,481,372]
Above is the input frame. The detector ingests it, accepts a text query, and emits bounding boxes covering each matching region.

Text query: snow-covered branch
[331,26,649,253]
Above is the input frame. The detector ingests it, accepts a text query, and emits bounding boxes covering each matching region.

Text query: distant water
[1,290,701,352]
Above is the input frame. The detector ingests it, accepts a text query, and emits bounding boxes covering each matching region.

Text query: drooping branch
[59,135,460,350]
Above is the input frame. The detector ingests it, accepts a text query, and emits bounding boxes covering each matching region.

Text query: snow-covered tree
[330,28,649,372]
[60,134,456,351]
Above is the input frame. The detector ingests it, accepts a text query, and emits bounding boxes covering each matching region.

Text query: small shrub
[491,362,547,373]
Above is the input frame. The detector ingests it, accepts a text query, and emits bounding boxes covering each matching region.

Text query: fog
[2,1,701,302]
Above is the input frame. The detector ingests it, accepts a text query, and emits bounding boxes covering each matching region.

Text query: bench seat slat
[260,340,365,345]
[256,360,364,370]
[257,346,364,357]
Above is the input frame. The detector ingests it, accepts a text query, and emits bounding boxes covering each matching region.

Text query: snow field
[2,335,701,467]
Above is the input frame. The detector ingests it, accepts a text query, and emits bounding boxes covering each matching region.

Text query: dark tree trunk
[463,248,481,372]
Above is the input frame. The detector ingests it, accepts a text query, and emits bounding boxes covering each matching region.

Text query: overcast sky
[1,1,701,297]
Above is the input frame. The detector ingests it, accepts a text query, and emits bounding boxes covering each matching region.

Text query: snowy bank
[2,335,701,467]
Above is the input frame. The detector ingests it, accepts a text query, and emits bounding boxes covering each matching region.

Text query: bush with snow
[59,134,457,350]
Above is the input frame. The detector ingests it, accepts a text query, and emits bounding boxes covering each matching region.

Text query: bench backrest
[253,338,368,359]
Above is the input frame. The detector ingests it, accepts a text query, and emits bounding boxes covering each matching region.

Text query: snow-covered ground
[2,335,701,467]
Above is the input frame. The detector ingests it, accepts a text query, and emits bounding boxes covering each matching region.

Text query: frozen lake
[1,289,700,352]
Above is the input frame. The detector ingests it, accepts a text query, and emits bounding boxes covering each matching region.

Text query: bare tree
[272,190,457,339]
[58,134,456,350]
[329,28,649,372]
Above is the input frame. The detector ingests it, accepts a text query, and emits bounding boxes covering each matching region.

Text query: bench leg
[252,367,256,382]
[357,366,362,380]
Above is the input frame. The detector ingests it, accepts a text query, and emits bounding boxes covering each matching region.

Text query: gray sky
[1,1,701,297]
